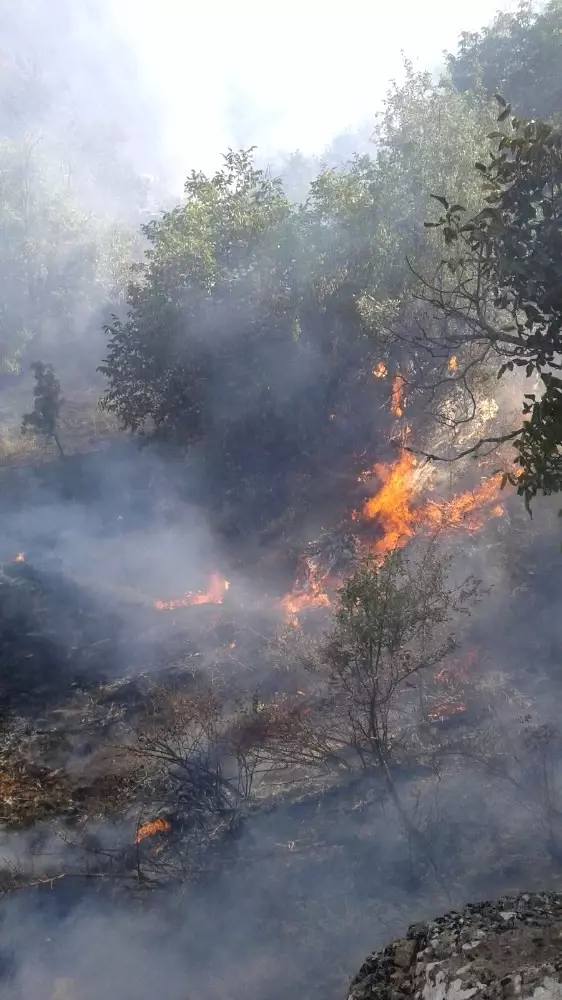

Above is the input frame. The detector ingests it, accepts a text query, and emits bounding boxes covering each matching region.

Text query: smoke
[1,2,561,998]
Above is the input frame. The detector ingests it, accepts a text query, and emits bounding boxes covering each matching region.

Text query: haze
[110,0,521,186]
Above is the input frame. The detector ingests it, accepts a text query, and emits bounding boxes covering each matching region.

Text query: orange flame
[280,557,332,622]
[362,449,507,556]
[135,817,171,843]
[363,450,417,556]
[154,573,230,611]
[373,361,388,379]
[420,474,505,533]
[391,375,406,417]
[13,552,25,563]
[427,701,467,723]
[448,356,458,372]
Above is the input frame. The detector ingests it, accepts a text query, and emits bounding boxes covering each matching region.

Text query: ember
[427,701,467,723]
[373,361,388,379]
[154,573,230,611]
[13,552,25,563]
[448,355,458,372]
[135,817,171,843]
[391,374,406,417]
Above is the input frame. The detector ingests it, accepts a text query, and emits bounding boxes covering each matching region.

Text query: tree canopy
[416,98,562,509]
[94,0,562,520]
[447,0,562,122]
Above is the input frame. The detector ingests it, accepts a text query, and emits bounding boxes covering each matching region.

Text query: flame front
[362,449,506,556]
[280,557,332,621]
[154,573,229,611]
[391,375,405,417]
[448,356,458,372]
[427,701,467,723]
[363,450,417,556]
[135,817,171,843]
[421,476,505,532]
[13,552,25,563]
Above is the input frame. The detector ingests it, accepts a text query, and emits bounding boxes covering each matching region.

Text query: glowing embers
[135,817,171,844]
[426,700,467,724]
[426,647,478,727]
[391,374,406,417]
[448,355,458,372]
[154,573,230,611]
[371,361,406,416]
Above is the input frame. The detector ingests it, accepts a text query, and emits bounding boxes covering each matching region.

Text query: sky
[109,0,520,188]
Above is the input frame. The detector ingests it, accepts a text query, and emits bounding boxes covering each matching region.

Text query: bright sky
[111,0,518,186]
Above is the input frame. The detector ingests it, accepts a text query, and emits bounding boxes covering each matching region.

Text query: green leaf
[430,195,449,209]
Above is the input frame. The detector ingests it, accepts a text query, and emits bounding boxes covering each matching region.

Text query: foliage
[100,149,388,521]
[100,76,497,523]
[447,1,562,122]
[321,548,478,769]
[417,100,562,509]
[22,361,65,455]
[0,136,134,378]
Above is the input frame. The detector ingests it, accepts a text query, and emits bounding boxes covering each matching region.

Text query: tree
[447,1,562,123]
[0,134,134,379]
[22,361,65,456]
[98,73,499,530]
[99,149,393,526]
[413,100,562,509]
[319,548,478,776]
[307,546,480,859]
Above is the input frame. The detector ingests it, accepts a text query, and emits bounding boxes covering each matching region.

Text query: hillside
[348,892,562,1000]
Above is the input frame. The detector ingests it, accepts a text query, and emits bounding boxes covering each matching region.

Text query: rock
[394,941,418,969]
[347,893,562,1000]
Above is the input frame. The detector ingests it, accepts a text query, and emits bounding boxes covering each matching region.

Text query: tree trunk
[53,430,65,457]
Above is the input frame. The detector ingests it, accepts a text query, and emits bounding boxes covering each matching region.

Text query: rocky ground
[349,893,562,1000]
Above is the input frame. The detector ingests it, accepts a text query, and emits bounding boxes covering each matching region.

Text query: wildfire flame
[280,557,332,621]
[135,817,171,843]
[448,355,458,372]
[363,450,416,556]
[13,552,25,563]
[154,573,229,611]
[427,701,467,723]
[373,361,388,379]
[391,374,406,417]
[362,449,507,556]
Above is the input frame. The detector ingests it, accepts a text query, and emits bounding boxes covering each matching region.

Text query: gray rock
[348,893,562,1000]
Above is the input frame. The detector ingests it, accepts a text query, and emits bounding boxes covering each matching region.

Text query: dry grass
[0,391,122,468]
[0,426,43,464]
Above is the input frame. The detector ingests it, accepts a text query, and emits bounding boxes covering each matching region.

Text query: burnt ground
[1,446,562,999]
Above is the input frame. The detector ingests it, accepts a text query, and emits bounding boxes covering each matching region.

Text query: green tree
[22,361,65,456]
[447,1,562,122]
[0,135,134,378]
[99,149,390,524]
[414,100,562,509]
[322,549,475,773]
